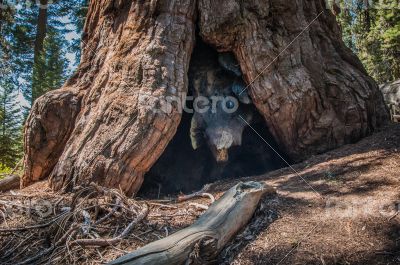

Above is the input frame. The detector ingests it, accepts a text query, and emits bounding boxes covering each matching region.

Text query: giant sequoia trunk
[22,0,389,196]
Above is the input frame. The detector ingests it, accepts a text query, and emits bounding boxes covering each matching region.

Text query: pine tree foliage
[336,0,400,83]
[67,0,89,65]
[1,0,87,105]
[32,28,68,101]
[0,0,87,169]
[44,29,68,90]
[0,85,22,169]
[30,0,73,104]
[0,1,15,80]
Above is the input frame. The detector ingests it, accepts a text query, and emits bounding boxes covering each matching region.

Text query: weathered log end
[108,181,274,265]
[0,175,20,193]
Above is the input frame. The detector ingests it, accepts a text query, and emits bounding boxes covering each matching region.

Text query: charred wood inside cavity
[140,39,286,196]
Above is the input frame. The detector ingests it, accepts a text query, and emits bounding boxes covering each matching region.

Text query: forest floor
[0,123,399,264]
[213,122,400,265]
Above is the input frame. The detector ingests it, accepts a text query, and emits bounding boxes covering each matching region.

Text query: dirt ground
[213,122,400,265]
[0,123,399,264]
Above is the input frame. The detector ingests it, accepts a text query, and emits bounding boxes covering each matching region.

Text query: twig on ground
[70,203,149,247]
[0,183,174,264]
[177,184,215,204]
[0,208,9,227]
[0,212,70,233]
[388,211,399,221]
[189,202,209,210]
[149,202,178,209]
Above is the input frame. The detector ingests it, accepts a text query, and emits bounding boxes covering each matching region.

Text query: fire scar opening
[139,39,287,197]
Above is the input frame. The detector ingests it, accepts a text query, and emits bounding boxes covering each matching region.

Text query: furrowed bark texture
[197,0,389,159]
[22,0,389,195]
[23,0,196,195]
[380,79,400,122]
[108,182,271,265]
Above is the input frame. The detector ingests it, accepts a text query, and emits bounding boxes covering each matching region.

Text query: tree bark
[23,0,197,195]
[197,0,389,159]
[380,79,400,122]
[108,181,272,265]
[33,0,48,59]
[0,0,6,33]
[22,0,389,195]
[32,0,48,104]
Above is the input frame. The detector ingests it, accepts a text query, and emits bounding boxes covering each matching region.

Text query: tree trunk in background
[33,0,48,58]
[0,1,5,32]
[31,0,48,104]
[22,0,389,196]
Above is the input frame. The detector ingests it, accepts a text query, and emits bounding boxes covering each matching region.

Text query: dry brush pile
[0,180,278,264]
[0,183,156,264]
[0,182,224,264]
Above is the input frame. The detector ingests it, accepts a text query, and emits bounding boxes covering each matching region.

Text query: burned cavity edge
[189,41,253,163]
[139,39,287,197]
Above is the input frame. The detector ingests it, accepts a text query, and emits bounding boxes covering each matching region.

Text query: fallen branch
[108,181,271,265]
[0,175,20,192]
[177,184,215,204]
[0,211,70,233]
[149,202,178,209]
[388,211,399,221]
[16,225,80,265]
[71,203,149,247]
[0,184,151,264]
[176,189,215,203]
[189,202,209,210]
[94,199,121,226]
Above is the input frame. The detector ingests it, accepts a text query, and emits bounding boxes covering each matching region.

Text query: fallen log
[108,181,274,265]
[0,175,20,193]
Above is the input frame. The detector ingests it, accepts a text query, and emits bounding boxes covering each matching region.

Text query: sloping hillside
[215,123,400,264]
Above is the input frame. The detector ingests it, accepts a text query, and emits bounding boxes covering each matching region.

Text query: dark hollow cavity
[139,39,287,197]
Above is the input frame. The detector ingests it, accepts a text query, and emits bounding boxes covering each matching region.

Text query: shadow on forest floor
[210,123,400,264]
[1,124,399,264]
